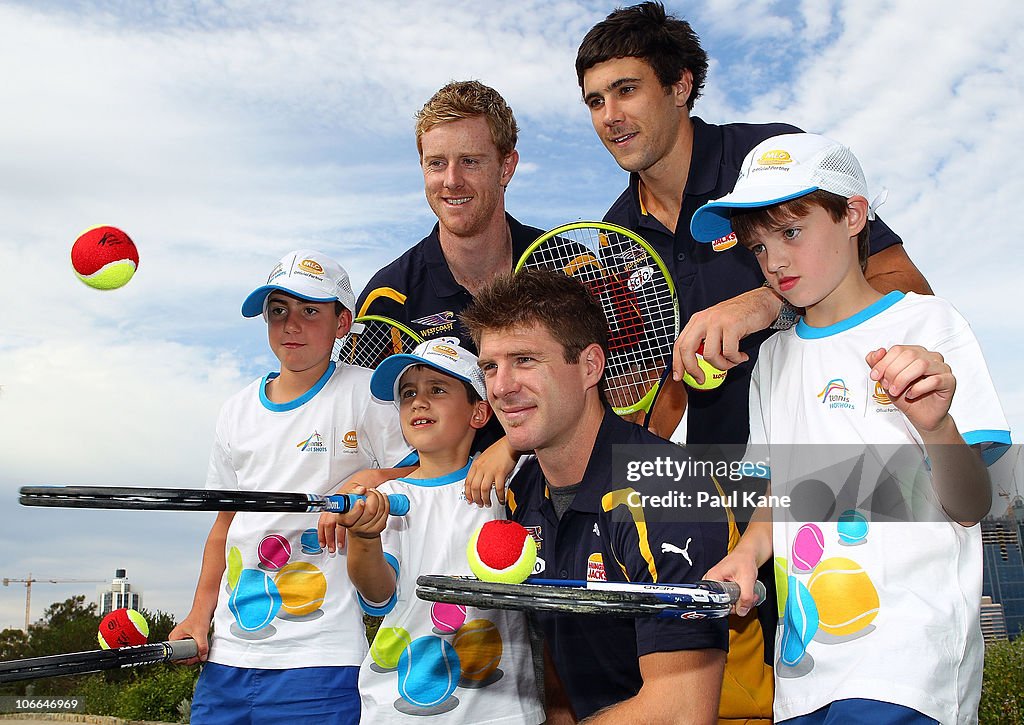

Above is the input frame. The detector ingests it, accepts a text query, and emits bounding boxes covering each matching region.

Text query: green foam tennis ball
[467,520,537,584]
[71,225,139,290]
[681,343,727,390]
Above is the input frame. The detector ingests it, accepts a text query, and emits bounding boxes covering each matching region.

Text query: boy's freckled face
[397,366,484,455]
[743,206,857,310]
[266,294,349,373]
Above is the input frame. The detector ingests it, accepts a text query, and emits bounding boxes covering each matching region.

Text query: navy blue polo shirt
[355,213,543,353]
[604,117,904,447]
[507,407,729,719]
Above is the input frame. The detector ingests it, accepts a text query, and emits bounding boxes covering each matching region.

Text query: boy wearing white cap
[337,338,543,724]
[171,250,415,725]
[692,134,1010,723]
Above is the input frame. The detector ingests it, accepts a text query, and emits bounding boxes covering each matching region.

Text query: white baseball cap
[690,133,882,243]
[241,249,356,318]
[370,337,487,405]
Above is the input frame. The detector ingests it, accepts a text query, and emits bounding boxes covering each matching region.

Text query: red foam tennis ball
[467,520,537,584]
[98,608,149,649]
[71,225,139,290]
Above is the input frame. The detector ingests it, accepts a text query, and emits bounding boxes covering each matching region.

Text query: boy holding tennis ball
[169,250,415,725]
[336,338,543,723]
[694,134,1010,723]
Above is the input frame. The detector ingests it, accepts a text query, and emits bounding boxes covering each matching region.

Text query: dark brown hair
[575,1,708,110]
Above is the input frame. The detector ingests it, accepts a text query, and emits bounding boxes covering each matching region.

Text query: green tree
[980,637,1024,723]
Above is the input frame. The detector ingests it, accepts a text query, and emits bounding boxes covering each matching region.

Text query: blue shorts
[780,698,938,725]
[191,662,360,725]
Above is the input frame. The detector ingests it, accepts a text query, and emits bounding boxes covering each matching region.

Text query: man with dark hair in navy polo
[463,270,730,724]
[576,2,932,449]
[355,80,542,351]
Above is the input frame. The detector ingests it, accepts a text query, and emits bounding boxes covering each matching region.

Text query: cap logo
[299,259,324,276]
[757,150,792,166]
[712,232,738,252]
[267,263,285,283]
[433,345,459,359]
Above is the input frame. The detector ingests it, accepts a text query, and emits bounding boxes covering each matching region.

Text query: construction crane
[3,573,106,631]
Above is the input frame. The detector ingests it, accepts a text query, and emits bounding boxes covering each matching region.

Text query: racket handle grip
[167,638,199,661]
[719,580,767,607]
[328,493,410,516]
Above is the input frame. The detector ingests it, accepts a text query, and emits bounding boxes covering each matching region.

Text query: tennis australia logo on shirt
[296,430,328,453]
[816,379,855,410]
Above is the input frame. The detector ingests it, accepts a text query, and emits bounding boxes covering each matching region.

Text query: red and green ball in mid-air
[71,225,139,290]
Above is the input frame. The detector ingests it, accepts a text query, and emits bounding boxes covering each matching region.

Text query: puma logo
[661,538,692,566]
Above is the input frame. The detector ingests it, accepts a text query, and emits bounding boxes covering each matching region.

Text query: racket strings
[336,318,420,369]
[519,227,677,410]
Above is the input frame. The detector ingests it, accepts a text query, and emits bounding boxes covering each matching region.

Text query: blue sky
[1,0,1022,630]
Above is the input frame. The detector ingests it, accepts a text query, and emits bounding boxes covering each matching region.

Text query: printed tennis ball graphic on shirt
[452,619,503,682]
[370,627,413,670]
[791,523,825,572]
[228,569,282,631]
[273,561,327,616]
[397,635,461,708]
[466,520,537,584]
[257,533,292,570]
[431,601,468,634]
[807,557,879,637]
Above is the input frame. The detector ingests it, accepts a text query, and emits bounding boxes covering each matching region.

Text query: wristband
[764,282,799,330]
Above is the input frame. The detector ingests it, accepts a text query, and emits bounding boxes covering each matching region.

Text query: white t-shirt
[749,292,1010,723]
[206,362,413,669]
[358,463,544,724]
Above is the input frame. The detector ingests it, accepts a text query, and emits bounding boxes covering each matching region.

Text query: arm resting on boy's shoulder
[864,245,933,295]
[580,649,726,725]
[169,510,235,664]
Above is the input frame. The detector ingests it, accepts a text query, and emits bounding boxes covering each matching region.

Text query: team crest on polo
[296,430,328,453]
[816,379,854,410]
[711,232,738,252]
[587,553,607,582]
[412,311,457,338]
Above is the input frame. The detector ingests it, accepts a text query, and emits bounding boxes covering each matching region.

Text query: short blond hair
[415,80,519,157]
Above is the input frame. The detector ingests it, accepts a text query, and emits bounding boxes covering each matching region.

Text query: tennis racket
[416,575,765,620]
[335,315,423,369]
[19,486,411,516]
[515,222,679,416]
[0,639,199,683]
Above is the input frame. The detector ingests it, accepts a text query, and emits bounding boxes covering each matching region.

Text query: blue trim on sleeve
[259,363,336,411]
[962,430,1012,465]
[796,291,904,339]
[397,461,472,487]
[357,551,400,616]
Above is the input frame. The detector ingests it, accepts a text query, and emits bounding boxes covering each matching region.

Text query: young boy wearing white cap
[170,249,415,725]
[691,134,1010,723]
[337,338,543,724]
